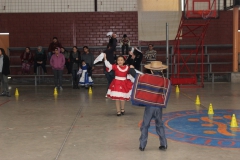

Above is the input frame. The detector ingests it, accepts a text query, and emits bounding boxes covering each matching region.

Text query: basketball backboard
[184,0,220,19]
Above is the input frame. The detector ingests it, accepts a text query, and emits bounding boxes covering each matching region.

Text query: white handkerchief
[135,69,143,75]
[94,53,104,64]
[127,69,143,83]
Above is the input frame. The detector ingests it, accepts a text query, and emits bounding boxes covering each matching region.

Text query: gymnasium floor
[0,83,239,160]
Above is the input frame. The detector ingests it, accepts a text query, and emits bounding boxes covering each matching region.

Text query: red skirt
[107,79,133,101]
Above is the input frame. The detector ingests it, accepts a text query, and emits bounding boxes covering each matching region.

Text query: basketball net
[201,0,216,19]
[202,10,212,19]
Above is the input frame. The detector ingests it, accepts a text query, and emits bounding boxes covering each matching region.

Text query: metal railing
[8,44,233,85]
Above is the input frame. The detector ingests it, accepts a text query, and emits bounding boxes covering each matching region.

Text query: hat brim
[144,64,168,70]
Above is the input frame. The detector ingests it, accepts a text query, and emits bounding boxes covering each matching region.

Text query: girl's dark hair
[116,55,126,64]
[83,46,88,49]
[0,48,6,56]
[26,47,30,50]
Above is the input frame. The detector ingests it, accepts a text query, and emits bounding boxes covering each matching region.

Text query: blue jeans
[139,107,167,148]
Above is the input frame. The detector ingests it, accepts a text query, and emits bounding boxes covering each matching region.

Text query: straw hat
[144,61,167,70]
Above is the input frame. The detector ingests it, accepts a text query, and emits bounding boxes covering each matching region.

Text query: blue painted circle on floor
[147,109,240,148]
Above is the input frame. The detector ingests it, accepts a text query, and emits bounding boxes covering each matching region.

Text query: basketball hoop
[201,10,212,19]
[184,0,219,19]
[192,10,212,19]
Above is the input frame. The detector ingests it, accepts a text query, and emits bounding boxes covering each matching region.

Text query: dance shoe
[159,145,167,151]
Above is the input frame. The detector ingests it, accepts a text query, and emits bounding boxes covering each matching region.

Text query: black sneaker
[139,147,145,151]
[159,145,167,151]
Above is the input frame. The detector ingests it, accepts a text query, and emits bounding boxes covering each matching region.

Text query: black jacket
[109,37,117,51]
[126,52,143,70]
[70,51,81,69]
[1,55,10,76]
[34,52,47,64]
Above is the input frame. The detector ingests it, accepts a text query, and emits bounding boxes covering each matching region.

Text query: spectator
[103,44,116,97]
[81,46,94,78]
[48,37,62,60]
[34,46,47,74]
[103,32,118,96]
[20,47,34,74]
[144,44,157,62]
[50,47,65,90]
[70,46,81,89]
[60,47,71,74]
[126,47,143,71]
[107,32,117,52]
[120,34,130,55]
[0,48,10,97]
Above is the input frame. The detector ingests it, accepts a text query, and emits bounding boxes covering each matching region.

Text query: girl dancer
[104,54,133,116]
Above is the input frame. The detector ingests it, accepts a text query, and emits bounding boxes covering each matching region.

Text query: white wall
[0,0,137,13]
[0,0,232,13]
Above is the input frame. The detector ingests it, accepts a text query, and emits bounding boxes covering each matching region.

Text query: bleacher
[7,44,233,86]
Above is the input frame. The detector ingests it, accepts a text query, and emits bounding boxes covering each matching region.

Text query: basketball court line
[54,104,85,160]
[0,100,10,107]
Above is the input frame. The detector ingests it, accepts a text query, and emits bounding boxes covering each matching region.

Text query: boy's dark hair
[53,37,58,40]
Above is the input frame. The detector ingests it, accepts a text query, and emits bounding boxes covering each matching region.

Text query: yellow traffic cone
[53,87,58,95]
[88,87,92,94]
[208,103,214,114]
[15,88,19,96]
[195,95,200,105]
[230,114,238,127]
[176,85,180,93]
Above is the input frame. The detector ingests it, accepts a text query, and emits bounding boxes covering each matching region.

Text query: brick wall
[0,11,234,47]
[0,11,235,76]
[0,12,138,47]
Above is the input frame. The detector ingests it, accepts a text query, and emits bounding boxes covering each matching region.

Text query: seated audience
[144,44,157,62]
[20,47,34,74]
[34,46,47,74]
